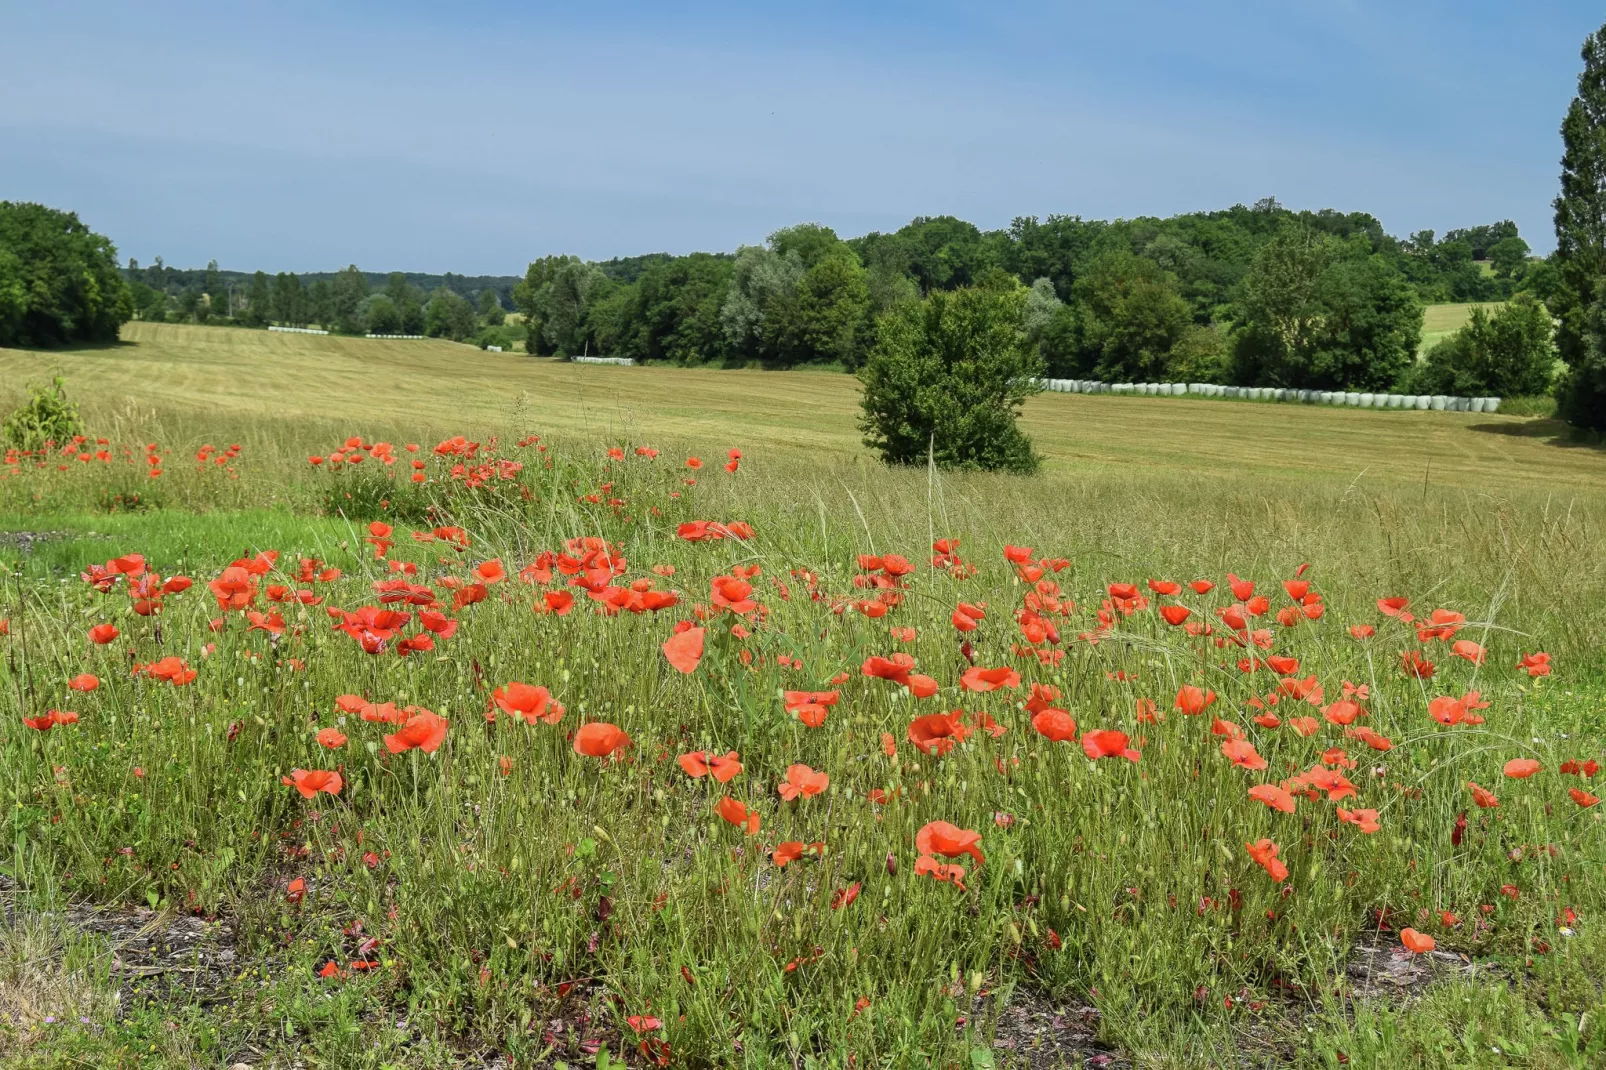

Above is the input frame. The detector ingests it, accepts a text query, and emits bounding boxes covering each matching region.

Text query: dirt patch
[0,530,74,554]
[990,987,1126,1068]
[1343,933,1488,1002]
[64,904,241,1008]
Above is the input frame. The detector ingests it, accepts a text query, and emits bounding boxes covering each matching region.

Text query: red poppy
[1173,686,1216,715]
[491,682,565,725]
[1248,784,1296,813]
[1030,708,1077,743]
[715,796,760,835]
[1450,639,1485,664]
[908,712,972,756]
[1082,729,1139,762]
[831,882,861,909]
[1148,579,1181,596]
[1245,839,1288,882]
[316,727,347,749]
[573,721,630,758]
[1221,738,1267,771]
[1287,716,1319,737]
[88,623,119,644]
[1336,807,1381,833]
[1466,781,1499,808]
[960,665,1020,692]
[662,626,705,674]
[1502,758,1541,779]
[208,566,258,611]
[1400,928,1435,954]
[1569,788,1600,808]
[284,768,343,799]
[772,841,823,867]
[916,820,984,865]
[1516,652,1552,677]
[913,854,968,890]
[678,750,743,783]
[384,710,450,754]
[1349,624,1376,640]
[1400,650,1435,679]
[778,764,829,800]
[135,656,197,686]
[67,673,99,692]
[1159,605,1191,626]
[1377,596,1411,618]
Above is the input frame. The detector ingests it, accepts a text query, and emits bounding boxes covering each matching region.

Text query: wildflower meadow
[2,396,1605,1068]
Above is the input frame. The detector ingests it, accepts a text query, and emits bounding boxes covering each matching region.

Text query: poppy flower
[1399,928,1435,954]
[1245,839,1288,882]
[1249,784,1297,813]
[491,682,565,725]
[1336,807,1381,833]
[662,626,705,674]
[316,727,347,749]
[1450,640,1485,664]
[778,764,829,800]
[913,854,968,890]
[678,750,743,783]
[1467,781,1499,808]
[772,841,823,867]
[915,821,984,865]
[1030,708,1077,743]
[1287,716,1319,737]
[135,656,197,686]
[1148,579,1181,596]
[1159,605,1191,626]
[88,623,119,644]
[1347,726,1393,751]
[1569,788,1600,808]
[1082,729,1140,762]
[384,710,450,754]
[574,721,630,758]
[208,566,257,611]
[715,796,760,835]
[1377,596,1411,618]
[1516,652,1552,677]
[832,882,861,909]
[284,768,343,799]
[1400,650,1435,679]
[960,665,1020,692]
[1189,580,1215,594]
[908,713,971,756]
[951,603,985,631]
[1349,624,1375,640]
[1560,759,1600,777]
[1502,758,1541,779]
[67,673,99,692]
[1220,738,1267,771]
[1173,686,1216,716]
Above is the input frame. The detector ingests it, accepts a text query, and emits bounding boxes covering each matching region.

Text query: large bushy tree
[1229,229,1421,391]
[858,282,1043,473]
[1410,293,1556,398]
[0,202,133,347]
[1554,20,1606,430]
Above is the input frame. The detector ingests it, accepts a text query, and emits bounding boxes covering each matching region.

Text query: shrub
[3,375,82,451]
[858,284,1043,473]
[1408,294,1556,397]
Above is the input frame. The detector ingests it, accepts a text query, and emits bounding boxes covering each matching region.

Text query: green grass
[2,323,1605,1067]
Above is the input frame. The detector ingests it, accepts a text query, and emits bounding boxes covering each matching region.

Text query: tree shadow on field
[1467,418,1606,452]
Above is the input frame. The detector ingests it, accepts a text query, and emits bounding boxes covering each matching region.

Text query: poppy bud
[885,852,897,877]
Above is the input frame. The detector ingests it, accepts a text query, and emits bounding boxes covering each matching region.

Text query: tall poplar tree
[1554,20,1606,429]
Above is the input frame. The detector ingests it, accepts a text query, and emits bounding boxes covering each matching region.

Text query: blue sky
[1,1,1598,273]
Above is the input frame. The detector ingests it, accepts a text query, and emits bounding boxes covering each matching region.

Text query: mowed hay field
[2,320,1599,491]
[1420,301,1505,353]
[4,321,1606,1068]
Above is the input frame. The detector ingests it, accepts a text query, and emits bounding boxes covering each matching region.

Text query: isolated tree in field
[858,283,1043,473]
[1554,20,1606,430]
[0,201,133,347]
[1411,293,1556,398]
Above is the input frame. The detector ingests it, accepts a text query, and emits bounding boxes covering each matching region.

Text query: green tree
[241,270,271,327]
[1554,20,1606,429]
[1410,293,1556,398]
[385,273,425,335]
[858,282,1043,473]
[0,202,133,347]
[1487,236,1531,279]
[203,259,224,318]
[1230,229,1421,391]
[478,288,506,326]
[331,265,369,333]
[306,278,333,328]
[609,253,733,364]
[365,295,401,335]
[1065,250,1193,381]
[513,256,608,355]
[425,287,478,341]
[270,272,303,326]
